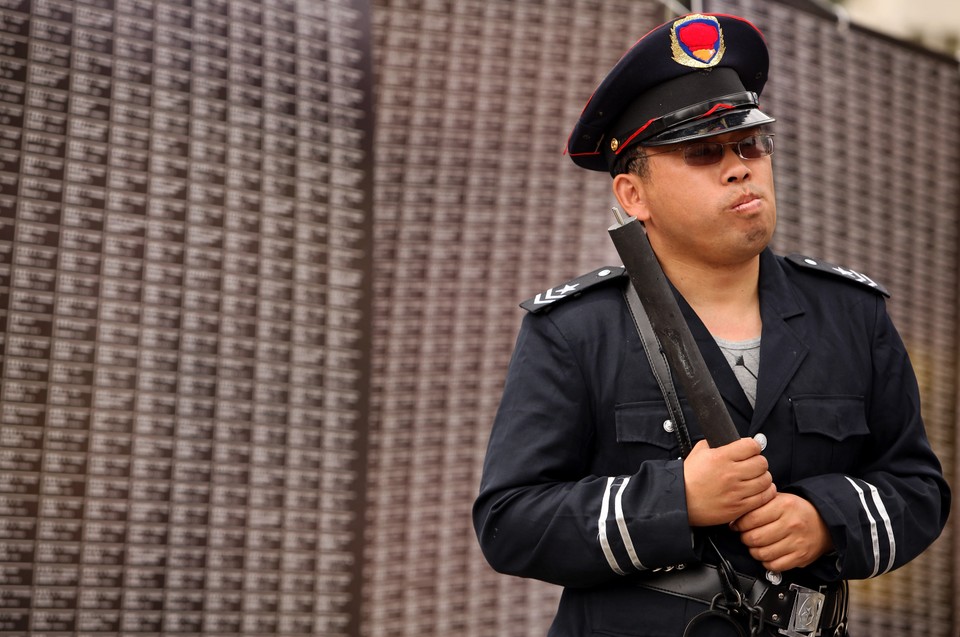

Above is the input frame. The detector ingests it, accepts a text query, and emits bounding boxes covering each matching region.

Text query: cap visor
[643,108,775,146]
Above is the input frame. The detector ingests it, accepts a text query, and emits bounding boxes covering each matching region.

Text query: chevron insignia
[520,266,626,313]
[533,283,580,305]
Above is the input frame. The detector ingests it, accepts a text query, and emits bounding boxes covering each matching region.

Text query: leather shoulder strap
[622,285,692,457]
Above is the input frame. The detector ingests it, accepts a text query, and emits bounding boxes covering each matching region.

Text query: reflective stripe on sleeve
[613,477,645,570]
[598,477,626,575]
[845,476,896,577]
[864,479,896,574]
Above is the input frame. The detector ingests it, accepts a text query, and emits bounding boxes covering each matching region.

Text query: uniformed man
[473,13,950,637]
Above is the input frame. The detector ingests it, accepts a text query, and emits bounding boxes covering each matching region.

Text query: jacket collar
[752,249,808,430]
[675,249,809,436]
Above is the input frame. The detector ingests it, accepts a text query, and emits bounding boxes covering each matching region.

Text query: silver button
[663,419,675,433]
[754,432,768,451]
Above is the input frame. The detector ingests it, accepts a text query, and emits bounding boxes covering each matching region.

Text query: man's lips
[731,192,762,213]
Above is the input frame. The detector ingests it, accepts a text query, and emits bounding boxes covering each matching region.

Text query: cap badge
[670,14,725,69]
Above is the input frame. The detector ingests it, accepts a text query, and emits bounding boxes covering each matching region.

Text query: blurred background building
[840,0,960,58]
[0,0,956,636]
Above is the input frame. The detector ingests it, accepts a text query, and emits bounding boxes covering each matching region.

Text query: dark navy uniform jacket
[473,248,950,637]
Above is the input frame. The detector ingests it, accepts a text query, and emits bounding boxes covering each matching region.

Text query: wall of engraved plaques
[365,1,667,635]
[0,1,372,636]
[0,0,957,637]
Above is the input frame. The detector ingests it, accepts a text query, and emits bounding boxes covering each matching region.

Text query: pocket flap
[615,401,677,449]
[792,395,868,441]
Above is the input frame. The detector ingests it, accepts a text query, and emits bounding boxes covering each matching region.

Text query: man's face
[627,127,777,269]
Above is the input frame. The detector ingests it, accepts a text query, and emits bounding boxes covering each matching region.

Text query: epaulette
[520,266,626,313]
[785,254,890,297]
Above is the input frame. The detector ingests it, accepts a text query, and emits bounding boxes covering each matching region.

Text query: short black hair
[612,144,650,179]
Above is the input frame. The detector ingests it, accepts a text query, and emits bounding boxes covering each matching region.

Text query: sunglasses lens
[739,135,773,159]
[673,134,774,166]
[683,143,724,166]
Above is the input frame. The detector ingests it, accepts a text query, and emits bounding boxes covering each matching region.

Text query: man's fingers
[730,487,779,531]
[723,437,765,461]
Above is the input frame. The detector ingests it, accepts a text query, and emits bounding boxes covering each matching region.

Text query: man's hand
[730,492,834,571]
[684,438,776,527]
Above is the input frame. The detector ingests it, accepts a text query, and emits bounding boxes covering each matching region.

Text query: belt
[634,564,847,636]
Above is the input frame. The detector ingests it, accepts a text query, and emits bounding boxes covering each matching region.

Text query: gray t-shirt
[714,335,761,407]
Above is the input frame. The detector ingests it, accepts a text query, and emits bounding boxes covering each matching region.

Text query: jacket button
[663,419,675,433]
[754,432,768,451]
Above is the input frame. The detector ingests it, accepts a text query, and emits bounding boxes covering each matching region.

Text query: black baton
[609,214,740,447]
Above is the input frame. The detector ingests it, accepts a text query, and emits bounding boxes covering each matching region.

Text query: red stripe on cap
[696,102,733,119]
[614,117,660,155]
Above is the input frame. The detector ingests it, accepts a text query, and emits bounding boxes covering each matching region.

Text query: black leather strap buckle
[636,563,845,636]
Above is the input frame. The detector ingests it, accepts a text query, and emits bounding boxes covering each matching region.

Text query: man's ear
[612,173,651,222]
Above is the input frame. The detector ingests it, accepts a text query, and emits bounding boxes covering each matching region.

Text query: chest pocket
[615,401,681,461]
[792,395,869,475]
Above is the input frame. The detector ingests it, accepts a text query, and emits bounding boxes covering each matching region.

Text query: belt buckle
[778,583,825,637]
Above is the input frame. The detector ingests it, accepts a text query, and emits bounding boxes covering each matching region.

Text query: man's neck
[657,253,763,341]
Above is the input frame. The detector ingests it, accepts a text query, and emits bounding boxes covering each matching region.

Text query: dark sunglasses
[645,133,775,167]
